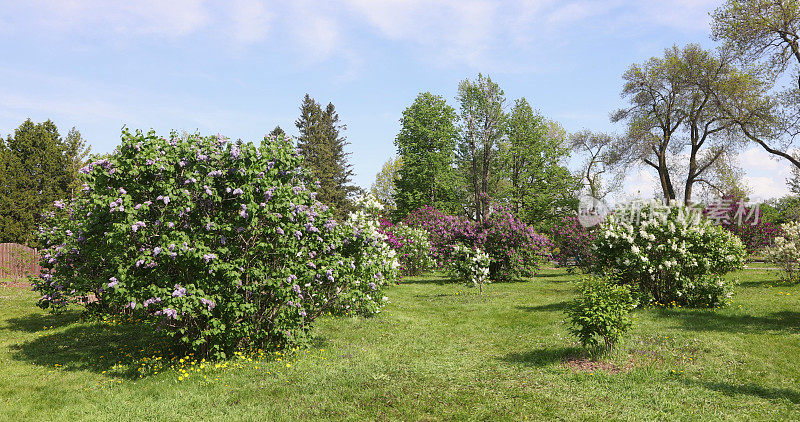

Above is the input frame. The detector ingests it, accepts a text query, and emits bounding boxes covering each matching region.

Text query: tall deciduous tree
[569,130,623,201]
[64,127,91,195]
[0,119,77,245]
[393,92,459,218]
[502,99,578,226]
[612,44,756,203]
[456,74,505,223]
[370,156,403,212]
[295,94,358,217]
[712,0,800,169]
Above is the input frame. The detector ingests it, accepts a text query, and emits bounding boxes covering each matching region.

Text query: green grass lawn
[1,269,799,421]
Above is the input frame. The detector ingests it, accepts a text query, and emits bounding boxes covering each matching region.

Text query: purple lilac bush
[403,205,551,281]
[703,195,783,254]
[33,129,396,359]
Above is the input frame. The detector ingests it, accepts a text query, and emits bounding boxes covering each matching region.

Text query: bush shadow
[9,315,173,380]
[400,276,457,285]
[4,310,82,333]
[656,309,800,334]
[500,346,584,367]
[683,378,800,404]
[516,301,569,313]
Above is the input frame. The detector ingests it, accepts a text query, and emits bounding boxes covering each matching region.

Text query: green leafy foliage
[566,276,637,354]
[370,156,402,212]
[502,100,578,228]
[455,74,506,223]
[393,92,460,218]
[32,129,396,359]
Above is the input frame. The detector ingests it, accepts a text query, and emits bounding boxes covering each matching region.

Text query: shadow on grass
[501,346,583,367]
[684,379,800,404]
[4,310,82,333]
[656,309,800,334]
[9,314,174,380]
[736,274,786,288]
[516,301,569,312]
[532,271,574,279]
[400,276,457,285]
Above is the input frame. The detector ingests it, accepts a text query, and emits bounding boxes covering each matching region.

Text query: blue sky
[0,0,790,200]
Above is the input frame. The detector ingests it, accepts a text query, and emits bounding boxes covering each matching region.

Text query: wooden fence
[0,243,41,279]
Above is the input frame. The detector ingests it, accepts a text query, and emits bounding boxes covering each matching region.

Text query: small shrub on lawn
[765,221,800,283]
[592,200,745,307]
[448,244,491,294]
[33,129,397,359]
[567,276,637,354]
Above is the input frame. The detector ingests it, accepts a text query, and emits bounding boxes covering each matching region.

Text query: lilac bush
[403,205,551,281]
[481,205,552,281]
[593,200,746,307]
[379,218,434,276]
[549,216,597,273]
[702,196,783,254]
[402,206,479,265]
[33,129,397,359]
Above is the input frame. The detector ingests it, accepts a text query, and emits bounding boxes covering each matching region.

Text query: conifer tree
[295,94,358,217]
[269,125,285,138]
[0,119,81,245]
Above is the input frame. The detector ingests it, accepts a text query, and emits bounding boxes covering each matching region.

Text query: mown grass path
[1,269,798,421]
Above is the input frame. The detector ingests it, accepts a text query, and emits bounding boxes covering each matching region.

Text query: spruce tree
[295,95,358,218]
[269,125,285,138]
[0,119,78,245]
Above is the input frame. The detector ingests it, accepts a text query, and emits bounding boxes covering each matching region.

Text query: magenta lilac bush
[703,196,783,254]
[403,205,551,281]
[402,206,479,264]
[481,205,551,281]
[549,216,597,273]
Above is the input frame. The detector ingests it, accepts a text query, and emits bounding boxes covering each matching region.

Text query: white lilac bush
[337,194,399,314]
[385,223,435,276]
[764,221,800,283]
[592,200,746,307]
[33,129,397,359]
[448,244,491,294]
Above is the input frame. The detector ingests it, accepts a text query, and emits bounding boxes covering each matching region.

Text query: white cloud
[228,0,272,44]
[25,0,210,37]
[738,146,785,172]
[289,1,342,61]
[743,176,791,202]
